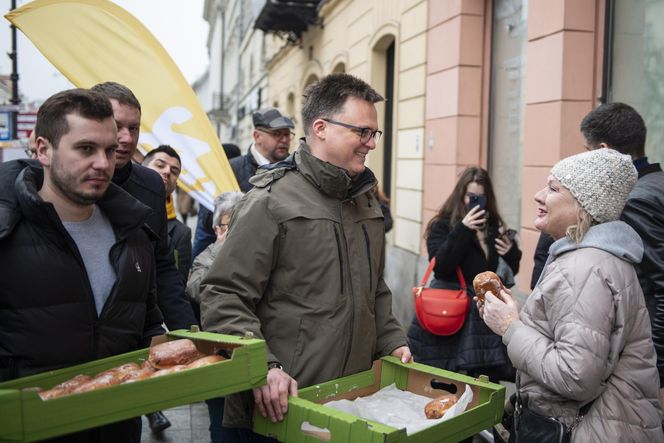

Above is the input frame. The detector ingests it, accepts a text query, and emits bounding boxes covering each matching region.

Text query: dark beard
[50,160,107,206]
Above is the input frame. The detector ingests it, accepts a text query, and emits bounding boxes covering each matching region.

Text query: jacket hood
[0,159,39,239]
[549,220,644,264]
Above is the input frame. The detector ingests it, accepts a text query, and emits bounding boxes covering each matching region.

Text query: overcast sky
[0,0,209,103]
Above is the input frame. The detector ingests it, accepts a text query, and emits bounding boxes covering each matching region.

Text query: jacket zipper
[338,203,354,375]
[333,225,344,293]
[98,241,122,319]
[50,207,99,357]
[362,224,373,289]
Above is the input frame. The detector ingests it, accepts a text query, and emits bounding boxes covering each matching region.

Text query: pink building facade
[424,0,659,293]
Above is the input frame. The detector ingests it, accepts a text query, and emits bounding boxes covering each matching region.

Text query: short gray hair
[211,192,245,229]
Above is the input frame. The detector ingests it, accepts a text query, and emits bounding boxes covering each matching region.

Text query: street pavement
[140,402,210,443]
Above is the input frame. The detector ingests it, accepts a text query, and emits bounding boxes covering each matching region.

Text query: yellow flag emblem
[5,0,239,209]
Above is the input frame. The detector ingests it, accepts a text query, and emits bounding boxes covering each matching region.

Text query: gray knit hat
[551,148,637,223]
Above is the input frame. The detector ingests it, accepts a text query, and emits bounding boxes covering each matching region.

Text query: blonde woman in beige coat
[480,148,663,442]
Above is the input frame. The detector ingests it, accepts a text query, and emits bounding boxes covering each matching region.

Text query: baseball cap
[252,107,294,129]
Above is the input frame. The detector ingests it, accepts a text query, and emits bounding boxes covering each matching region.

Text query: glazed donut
[187,355,225,369]
[150,365,188,378]
[38,374,93,400]
[424,394,458,419]
[71,372,124,394]
[96,362,140,380]
[148,339,202,369]
[472,271,504,303]
[122,367,156,383]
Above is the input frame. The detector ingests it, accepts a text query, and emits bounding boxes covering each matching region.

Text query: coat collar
[294,142,377,201]
[6,164,152,240]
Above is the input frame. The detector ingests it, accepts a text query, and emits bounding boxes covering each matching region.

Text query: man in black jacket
[0,88,164,442]
[91,82,197,434]
[192,109,294,258]
[91,82,196,331]
[530,103,664,412]
[142,145,191,284]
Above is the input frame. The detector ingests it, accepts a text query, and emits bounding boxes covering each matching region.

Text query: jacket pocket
[288,317,347,384]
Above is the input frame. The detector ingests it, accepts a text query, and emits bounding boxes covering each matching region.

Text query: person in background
[143,145,191,283]
[192,108,294,259]
[176,188,197,225]
[90,82,197,435]
[408,167,521,386]
[186,192,244,307]
[185,191,244,443]
[90,81,196,328]
[481,148,663,442]
[200,73,410,441]
[25,130,38,159]
[142,144,191,433]
[192,143,241,259]
[374,183,392,233]
[529,104,664,417]
[0,88,164,442]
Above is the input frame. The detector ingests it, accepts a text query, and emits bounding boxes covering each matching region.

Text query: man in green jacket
[200,73,410,439]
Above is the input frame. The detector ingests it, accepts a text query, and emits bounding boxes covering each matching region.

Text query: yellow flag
[5,0,239,209]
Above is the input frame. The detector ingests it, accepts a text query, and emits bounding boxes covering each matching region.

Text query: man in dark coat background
[90,82,196,332]
[530,103,664,415]
[191,108,294,258]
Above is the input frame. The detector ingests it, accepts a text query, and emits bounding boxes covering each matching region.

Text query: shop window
[606,0,664,161]
[488,0,528,231]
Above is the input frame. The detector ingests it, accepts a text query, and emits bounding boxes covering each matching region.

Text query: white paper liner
[301,383,473,436]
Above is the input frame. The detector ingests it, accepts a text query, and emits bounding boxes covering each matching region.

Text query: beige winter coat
[504,221,663,442]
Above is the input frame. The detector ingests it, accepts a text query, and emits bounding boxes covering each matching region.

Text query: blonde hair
[565,206,597,244]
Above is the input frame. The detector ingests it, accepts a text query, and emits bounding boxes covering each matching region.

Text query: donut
[424,394,458,419]
[472,271,504,303]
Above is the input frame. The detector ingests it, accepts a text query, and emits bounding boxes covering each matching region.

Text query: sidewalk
[140,403,210,443]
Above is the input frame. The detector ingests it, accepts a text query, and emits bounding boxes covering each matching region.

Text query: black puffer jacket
[229,146,259,192]
[408,218,521,382]
[0,162,164,381]
[621,163,664,383]
[113,162,197,330]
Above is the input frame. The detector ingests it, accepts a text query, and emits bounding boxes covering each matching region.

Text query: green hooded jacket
[200,142,407,428]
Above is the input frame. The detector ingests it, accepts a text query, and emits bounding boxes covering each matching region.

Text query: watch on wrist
[268,361,283,371]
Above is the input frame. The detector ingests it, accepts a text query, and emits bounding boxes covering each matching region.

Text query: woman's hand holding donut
[482,287,519,336]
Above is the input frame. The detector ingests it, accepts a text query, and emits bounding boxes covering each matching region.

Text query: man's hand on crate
[253,366,298,422]
[390,345,413,363]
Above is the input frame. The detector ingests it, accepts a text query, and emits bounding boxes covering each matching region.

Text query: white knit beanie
[551,148,637,223]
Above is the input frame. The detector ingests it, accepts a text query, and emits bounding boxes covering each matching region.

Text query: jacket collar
[112,161,133,186]
[294,141,377,201]
[6,164,152,240]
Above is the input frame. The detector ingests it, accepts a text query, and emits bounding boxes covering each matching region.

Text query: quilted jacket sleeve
[503,255,615,402]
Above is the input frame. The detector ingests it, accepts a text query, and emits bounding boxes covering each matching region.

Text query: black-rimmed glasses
[322,118,382,144]
[256,128,295,140]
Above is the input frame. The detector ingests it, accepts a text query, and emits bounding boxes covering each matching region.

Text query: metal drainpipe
[10,0,20,141]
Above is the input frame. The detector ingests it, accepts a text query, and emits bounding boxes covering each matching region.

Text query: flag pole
[9,0,20,140]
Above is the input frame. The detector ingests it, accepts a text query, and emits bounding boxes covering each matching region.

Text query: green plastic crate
[254,357,505,443]
[0,329,267,442]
